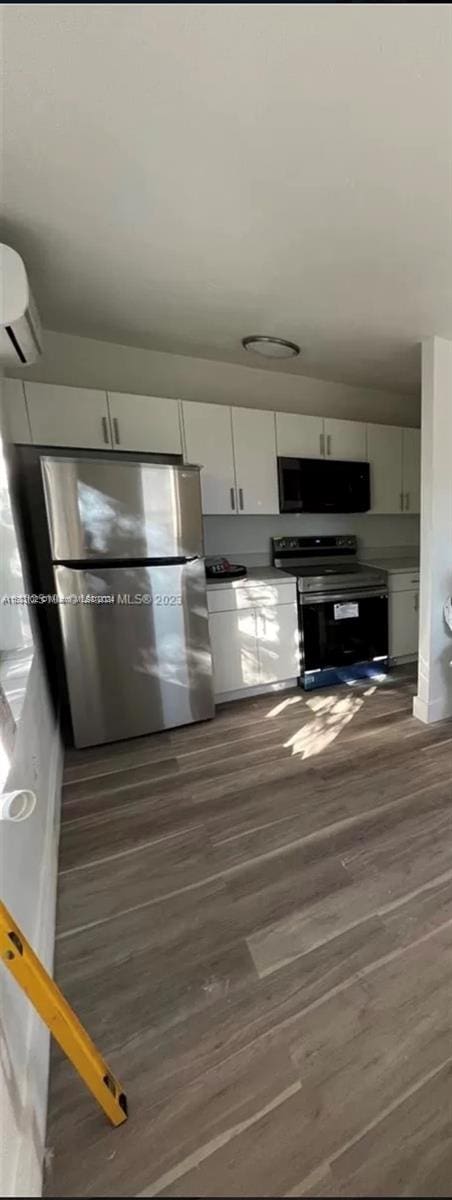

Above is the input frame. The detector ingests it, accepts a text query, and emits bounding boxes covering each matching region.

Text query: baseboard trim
[413,694,452,723]
[215,678,298,704]
[390,653,418,665]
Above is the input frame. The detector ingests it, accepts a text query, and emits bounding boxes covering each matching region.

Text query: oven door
[300,588,388,674]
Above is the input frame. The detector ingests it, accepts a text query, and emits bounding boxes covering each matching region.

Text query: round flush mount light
[242,335,300,359]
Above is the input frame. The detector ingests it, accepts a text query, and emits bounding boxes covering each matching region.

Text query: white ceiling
[3,3,452,394]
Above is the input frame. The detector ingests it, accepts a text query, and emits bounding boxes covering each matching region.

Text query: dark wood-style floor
[44,667,452,1198]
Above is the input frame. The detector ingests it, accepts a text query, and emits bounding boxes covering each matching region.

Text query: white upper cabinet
[323,418,366,461]
[182,401,236,514]
[24,382,110,449]
[1,379,31,443]
[276,413,366,462]
[231,407,279,515]
[402,427,421,514]
[367,423,403,513]
[276,412,323,459]
[10,379,421,521]
[107,392,181,454]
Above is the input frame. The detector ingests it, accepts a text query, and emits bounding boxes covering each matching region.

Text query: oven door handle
[299,587,388,605]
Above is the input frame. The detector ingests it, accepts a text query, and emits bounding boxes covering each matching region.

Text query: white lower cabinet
[389,588,419,660]
[209,609,261,694]
[208,581,299,697]
[257,603,300,684]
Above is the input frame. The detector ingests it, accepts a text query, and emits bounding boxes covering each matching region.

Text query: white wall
[414,338,452,723]
[204,513,420,563]
[0,377,63,1198]
[8,329,420,427]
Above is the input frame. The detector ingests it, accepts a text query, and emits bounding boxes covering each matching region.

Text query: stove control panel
[272,534,357,555]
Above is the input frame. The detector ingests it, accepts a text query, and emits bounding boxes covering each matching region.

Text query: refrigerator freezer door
[54,559,214,746]
[41,457,204,561]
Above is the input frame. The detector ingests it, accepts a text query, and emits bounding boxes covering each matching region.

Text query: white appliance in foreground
[0,243,42,365]
[41,456,215,747]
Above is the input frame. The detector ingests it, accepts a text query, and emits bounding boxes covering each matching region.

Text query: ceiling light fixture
[242,335,300,359]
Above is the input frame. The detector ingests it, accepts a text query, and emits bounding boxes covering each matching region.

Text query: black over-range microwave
[277,457,371,514]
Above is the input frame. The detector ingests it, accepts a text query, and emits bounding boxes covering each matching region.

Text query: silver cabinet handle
[400,491,404,511]
[239,487,244,511]
[405,491,410,511]
[101,416,109,445]
[230,487,235,511]
[327,434,332,456]
[319,432,325,456]
[113,417,120,445]
[414,592,419,613]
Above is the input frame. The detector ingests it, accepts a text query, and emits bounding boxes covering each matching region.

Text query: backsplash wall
[204,514,420,564]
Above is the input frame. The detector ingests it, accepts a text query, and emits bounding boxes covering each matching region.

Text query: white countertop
[360,555,419,574]
[206,564,295,589]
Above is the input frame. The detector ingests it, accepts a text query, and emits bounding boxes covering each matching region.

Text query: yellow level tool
[0,901,128,1127]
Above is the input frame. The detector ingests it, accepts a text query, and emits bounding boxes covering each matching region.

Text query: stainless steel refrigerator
[41,456,214,748]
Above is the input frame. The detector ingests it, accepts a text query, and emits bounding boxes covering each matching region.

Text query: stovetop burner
[272,534,387,596]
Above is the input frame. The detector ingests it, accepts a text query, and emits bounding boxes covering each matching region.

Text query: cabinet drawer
[387,571,420,592]
[207,581,296,613]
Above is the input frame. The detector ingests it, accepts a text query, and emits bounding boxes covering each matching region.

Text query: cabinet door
[24,382,110,449]
[231,407,279,514]
[1,379,31,443]
[323,418,366,461]
[209,608,259,694]
[402,427,421,514]
[257,602,299,683]
[366,424,403,513]
[389,589,419,658]
[107,392,181,454]
[182,401,236,514]
[276,412,324,459]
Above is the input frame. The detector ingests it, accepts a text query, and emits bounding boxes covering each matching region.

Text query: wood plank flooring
[44,668,452,1197]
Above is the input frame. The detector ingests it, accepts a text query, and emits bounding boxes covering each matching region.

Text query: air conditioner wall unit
[0,243,43,365]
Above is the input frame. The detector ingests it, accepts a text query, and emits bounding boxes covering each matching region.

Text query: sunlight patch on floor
[265,695,303,719]
[284,693,365,759]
